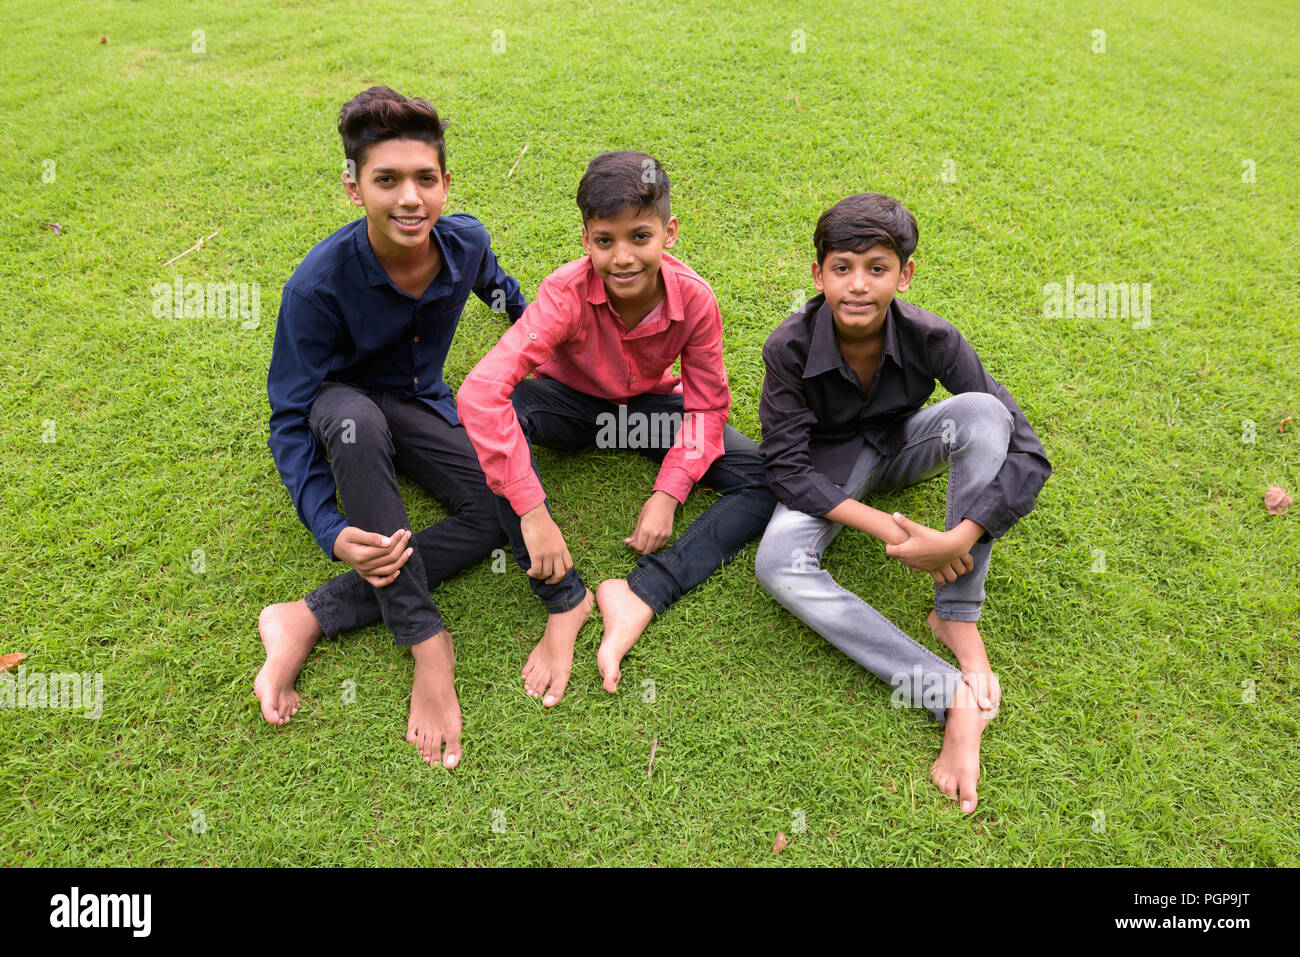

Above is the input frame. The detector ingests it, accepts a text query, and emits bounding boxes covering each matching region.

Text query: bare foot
[254,601,323,725]
[406,631,462,769]
[931,679,987,813]
[522,589,594,707]
[927,609,1001,715]
[595,579,654,693]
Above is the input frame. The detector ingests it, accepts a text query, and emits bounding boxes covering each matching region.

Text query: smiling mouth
[392,215,426,227]
[842,300,874,310]
[611,270,641,282]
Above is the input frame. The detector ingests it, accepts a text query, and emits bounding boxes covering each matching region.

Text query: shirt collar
[803,296,904,379]
[354,217,460,290]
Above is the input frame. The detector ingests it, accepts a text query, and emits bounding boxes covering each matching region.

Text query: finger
[931,570,945,585]
[962,553,974,572]
[941,566,958,584]
[892,512,920,532]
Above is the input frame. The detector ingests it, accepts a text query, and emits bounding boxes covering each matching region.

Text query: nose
[397,178,420,209]
[849,269,870,293]
[612,242,635,267]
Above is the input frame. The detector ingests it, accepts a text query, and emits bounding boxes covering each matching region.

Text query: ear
[580,223,591,256]
[342,166,364,209]
[896,258,916,293]
[810,260,824,292]
[662,215,679,250]
[442,170,452,192]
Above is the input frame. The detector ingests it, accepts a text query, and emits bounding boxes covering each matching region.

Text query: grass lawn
[1,0,1295,866]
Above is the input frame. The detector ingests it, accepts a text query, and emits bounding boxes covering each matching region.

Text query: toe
[958,774,979,814]
[543,671,571,708]
[443,734,462,770]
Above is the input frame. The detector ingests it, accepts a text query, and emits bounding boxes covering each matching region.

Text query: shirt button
[413,336,420,343]
[529,333,537,340]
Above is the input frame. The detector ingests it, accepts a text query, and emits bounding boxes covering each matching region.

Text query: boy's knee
[949,393,1012,450]
[318,402,392,457]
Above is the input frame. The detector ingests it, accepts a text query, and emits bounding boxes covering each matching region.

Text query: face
[344,137,450,262]
[581,206,679,306]
[811,244,914,340]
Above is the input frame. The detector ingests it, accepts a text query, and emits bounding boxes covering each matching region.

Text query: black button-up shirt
[759,294,1050,539]
[267,214,527,558]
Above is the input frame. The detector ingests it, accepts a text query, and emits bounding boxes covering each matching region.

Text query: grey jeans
[754,392,1013,723]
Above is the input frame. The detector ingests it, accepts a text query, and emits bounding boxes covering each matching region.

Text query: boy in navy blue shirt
[257,87,526,770]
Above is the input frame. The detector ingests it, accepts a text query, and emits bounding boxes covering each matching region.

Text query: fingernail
[382,537,390,545]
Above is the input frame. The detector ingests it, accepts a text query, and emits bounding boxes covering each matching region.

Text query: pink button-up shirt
[459,252,731,516]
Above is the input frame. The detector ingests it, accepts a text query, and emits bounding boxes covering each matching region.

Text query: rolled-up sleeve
[653,293,729,504]
[459,278,572,516]
[758,338,851,517]
[937,330,1051,539]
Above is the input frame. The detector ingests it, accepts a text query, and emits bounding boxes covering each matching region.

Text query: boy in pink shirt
[459,151,775,707]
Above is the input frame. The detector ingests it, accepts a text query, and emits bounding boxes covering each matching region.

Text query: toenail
[544,695,555,706]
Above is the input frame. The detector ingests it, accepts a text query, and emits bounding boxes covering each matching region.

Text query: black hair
[576,151,671,223]
[814,193,918,265]
[338,86,447,175]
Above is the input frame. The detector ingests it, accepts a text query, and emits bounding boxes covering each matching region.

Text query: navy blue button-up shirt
[267,214,527,558]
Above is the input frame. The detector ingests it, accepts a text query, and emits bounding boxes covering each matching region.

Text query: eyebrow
[589,223,656,236]
[830,252,893,263]
[370,167,441,175]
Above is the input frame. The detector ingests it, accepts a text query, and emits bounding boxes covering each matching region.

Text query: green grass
[1,0,1296,866]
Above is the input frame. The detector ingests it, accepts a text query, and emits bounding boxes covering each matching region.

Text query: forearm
[947,518,986,553]
[824,499,908,546]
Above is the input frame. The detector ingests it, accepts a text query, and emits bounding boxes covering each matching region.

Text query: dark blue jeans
[302,382,506,646]
[499,377,776,615]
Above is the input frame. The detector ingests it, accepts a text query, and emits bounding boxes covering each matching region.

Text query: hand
[333,526,413,587]
[520,503,573,584]
[625,491,678,555]
[884,513,974,583]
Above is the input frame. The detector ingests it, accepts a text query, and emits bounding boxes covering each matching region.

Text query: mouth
[392,215,427,233]
[840,299,875,314]
[610,270,642,285]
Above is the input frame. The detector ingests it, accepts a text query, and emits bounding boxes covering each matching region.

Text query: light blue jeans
[755,393,1013,723]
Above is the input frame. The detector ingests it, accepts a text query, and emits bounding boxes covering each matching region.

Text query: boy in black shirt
[755,193,1050,813]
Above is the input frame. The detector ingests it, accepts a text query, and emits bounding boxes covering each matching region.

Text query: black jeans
[302,382,506,646]
[499,377,777,615]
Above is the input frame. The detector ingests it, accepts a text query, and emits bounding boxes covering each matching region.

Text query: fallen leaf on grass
[42,222,62,236]
[0,652,27,673]
[1265,485,1292,515]
[772,831,787,853]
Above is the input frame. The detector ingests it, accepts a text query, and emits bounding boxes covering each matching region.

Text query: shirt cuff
[652,468,696,506]
[316,514,349,561]
[767,470,850,518]
[500,473,547,517]
[962,497,1018,541]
